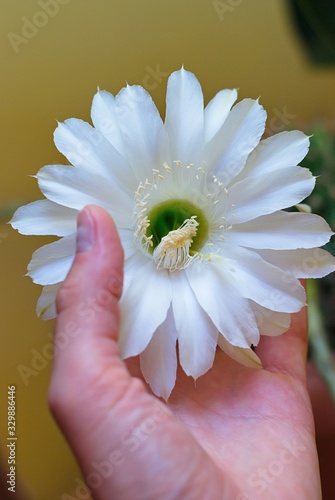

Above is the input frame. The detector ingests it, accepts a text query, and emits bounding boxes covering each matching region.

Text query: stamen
[153,217,199,271]
[132,160,233,266]
[174,160,183,168]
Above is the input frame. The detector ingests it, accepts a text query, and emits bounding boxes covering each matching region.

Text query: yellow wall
[1,1,335,498]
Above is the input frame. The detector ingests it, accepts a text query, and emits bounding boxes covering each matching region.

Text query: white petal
[255,248,335,278]
[241,130,310,179]
[36,165,133,227]
[204,88,238,143]
[115,84,170,180]
[187,261,259,347]
[217,335,262,368]
[228,211,333,249]
[170,271,218,379]
[249,301,291,336]
[165,67,204,165]
[118,228,137,260]
[227,166,315,224]
[223,245,306,312]
[119,260,172,358]
[36,283,61,319]
[28,234,75,285]
[10,200,77,236]
[91,89,125,156]
[54,119,135,195]
[140,307,177,400]
[122,252,148,296]
[205,98,266,180]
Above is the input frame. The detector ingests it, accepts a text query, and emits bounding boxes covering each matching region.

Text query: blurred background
[1,0,335,498]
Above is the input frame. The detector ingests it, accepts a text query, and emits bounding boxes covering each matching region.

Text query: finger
[49,205,135,428]
[255,302,309,382]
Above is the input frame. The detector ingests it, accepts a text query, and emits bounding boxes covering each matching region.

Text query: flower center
[146,199,209,271]
[134,197,209,271]
[132,160,231,271]
[146,199,209,253]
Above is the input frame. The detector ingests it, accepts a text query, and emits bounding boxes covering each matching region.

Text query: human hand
[49,205,321,499]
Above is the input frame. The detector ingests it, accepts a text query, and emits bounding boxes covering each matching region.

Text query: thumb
[49,205,134,428]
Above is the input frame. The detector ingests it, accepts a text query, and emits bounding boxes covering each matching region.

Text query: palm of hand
[164,322,319,499]
[116,311,319,499]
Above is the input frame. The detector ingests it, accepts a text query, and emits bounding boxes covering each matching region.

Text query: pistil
[153,217,199,271]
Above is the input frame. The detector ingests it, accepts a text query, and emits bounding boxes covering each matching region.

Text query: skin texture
[49,205,322,500]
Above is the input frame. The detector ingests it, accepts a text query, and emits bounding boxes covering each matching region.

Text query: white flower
[11,68,335,399]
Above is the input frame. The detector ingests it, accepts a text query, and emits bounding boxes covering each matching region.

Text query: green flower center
[146,199,209,254]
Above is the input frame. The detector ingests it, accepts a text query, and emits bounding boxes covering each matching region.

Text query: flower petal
[36,165,133,227]
[170,271,218,379]
[241,130,310,179]
[187,261,259,347]
[118,228,137,260]
[223,245,306,312]
[54,119,135,195]
[10,200,77,237]
[28,234,75,285]
[227,166,315,224]
[165,67,204,165]
[140,307,177,400]
[204,88,238,143]
[119,260,172,358]
[228,211,333,249]
[217,335,262,368]
[255,248,335,278]
[115,84,170,180]
[122,251,148,296]
[36,283,61,319]
[249,301,291,336]
[205,98,266,180]
[91,89,125,156]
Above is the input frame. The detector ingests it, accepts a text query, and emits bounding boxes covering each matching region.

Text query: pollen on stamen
[134,213,153,251]
[197,167,206,175]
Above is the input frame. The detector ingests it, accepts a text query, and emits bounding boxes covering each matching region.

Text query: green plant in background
[288,0,335,65]
[304,126,335,400]
[287,0,335,399]
[305,125,335,257]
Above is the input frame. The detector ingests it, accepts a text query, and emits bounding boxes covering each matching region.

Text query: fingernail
[76,208,95,253]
